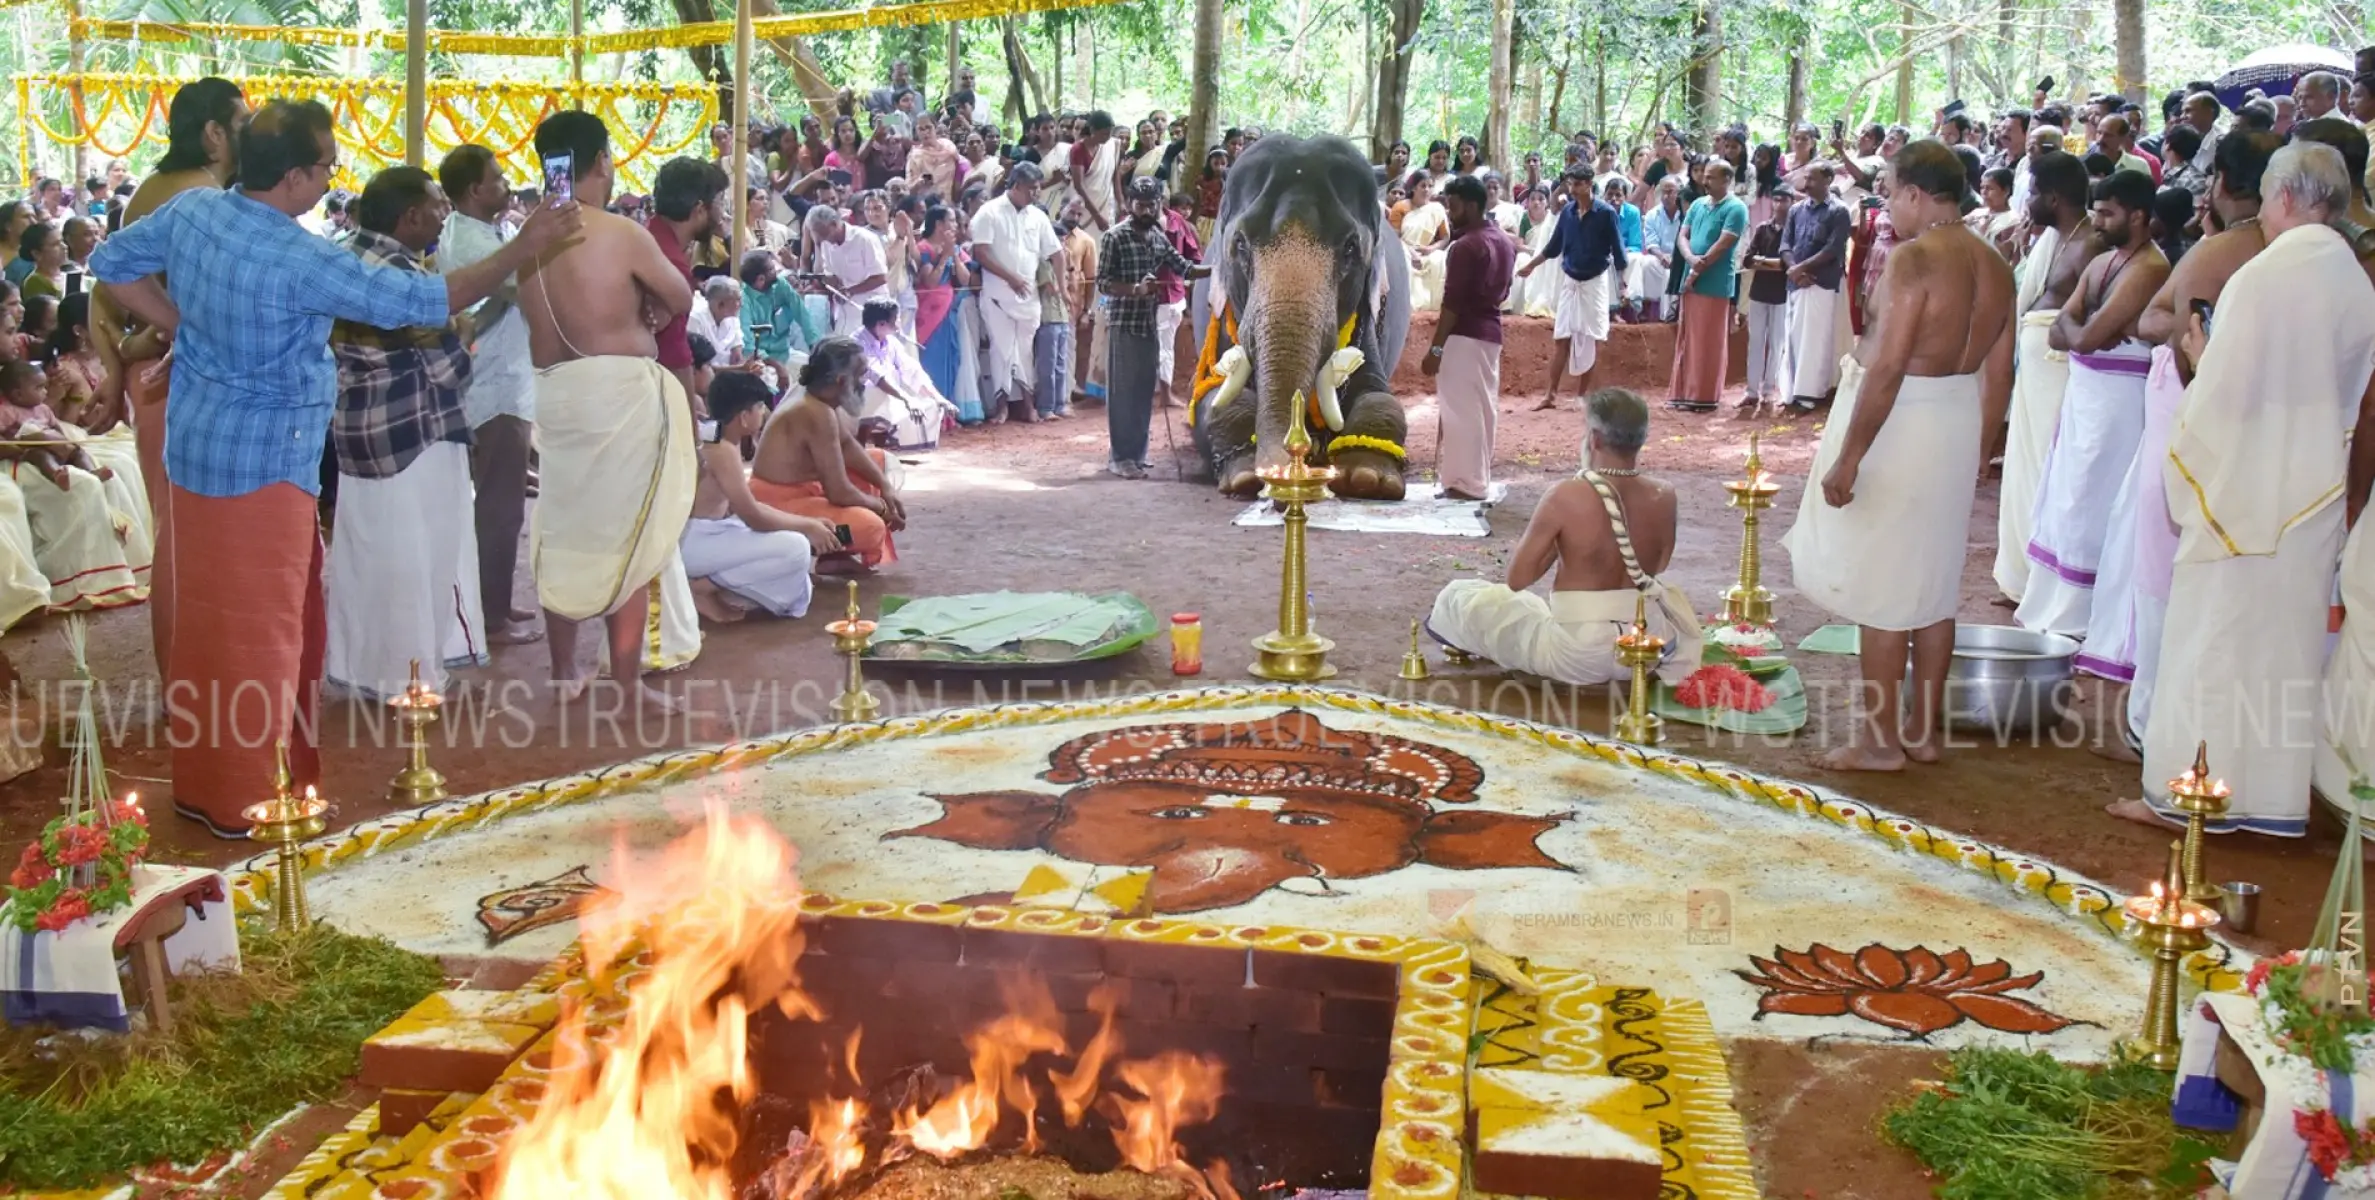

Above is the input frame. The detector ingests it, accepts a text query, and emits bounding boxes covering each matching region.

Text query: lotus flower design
[1736,944,2081,1037]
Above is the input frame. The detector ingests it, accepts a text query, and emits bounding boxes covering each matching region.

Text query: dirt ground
[0,313,2327,1199]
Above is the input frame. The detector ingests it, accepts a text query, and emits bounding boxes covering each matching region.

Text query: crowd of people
[1425,54,2375,849]
[14,48,2375,847]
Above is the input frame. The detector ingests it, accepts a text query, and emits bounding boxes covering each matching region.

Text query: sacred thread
[1171,613,1203,676]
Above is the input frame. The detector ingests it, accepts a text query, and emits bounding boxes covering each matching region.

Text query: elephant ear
[1414,809,1572,872]
[886,791,1062,851]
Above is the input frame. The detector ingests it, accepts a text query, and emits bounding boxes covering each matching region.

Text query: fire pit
[316,809,1756,1200]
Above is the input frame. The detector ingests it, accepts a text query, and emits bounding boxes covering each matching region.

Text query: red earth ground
[1,313,2316,1199]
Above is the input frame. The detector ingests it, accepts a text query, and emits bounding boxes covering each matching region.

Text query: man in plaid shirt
[320,165,486,702]
[1097,177,1208,478]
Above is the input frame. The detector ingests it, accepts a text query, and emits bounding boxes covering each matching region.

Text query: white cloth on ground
[529,356,697,621]
[680,515,815,618]
[2015,341,2150,637]
[1783,358,1981,631]
[324,441,486,699]
[1994,309,2070,601]
[1552,270,1609,376]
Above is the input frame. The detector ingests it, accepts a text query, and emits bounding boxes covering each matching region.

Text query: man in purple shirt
[1422,174,1516,501]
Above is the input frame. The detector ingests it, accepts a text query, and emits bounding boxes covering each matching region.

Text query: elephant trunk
[1245,231,1342,475]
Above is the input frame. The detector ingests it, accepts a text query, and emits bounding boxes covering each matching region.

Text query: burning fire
[491,803,1236,1200]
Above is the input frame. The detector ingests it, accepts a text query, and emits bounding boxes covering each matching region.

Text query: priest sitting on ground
[680,370,841,623]
[749,335,907,572]
[1426,387,1703,685]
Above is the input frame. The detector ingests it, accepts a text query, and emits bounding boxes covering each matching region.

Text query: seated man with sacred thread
[749,335,908,572]
[1426,387,1704,684]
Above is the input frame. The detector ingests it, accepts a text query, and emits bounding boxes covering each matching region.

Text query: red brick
[358,1019,541,1094]
[962,926,1105,973]
[1319,994,1399,1038]
[813,914,963,962]
[376,1088,454,1139]
[1228,1061,1321,1105]
[1251,1026,1392,1073]
[1112,1017,1254,1065]
[877,959,982,1002]
[1102,938,1250,987]
[1316,1064,1388,1109]
[1178,984,1324,1031]
[1248,949,1398,997]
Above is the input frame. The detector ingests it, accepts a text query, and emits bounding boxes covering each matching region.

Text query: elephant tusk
[1316,347,1364,431]
[1208,345,1252,413]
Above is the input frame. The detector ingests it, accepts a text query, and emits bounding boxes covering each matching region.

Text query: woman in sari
[913,207,975,416]
[1398,172,1450,311]
[41,294,147,561]
[823,116,865,177]
[1516,186,1559,317]
[854,300,955,451]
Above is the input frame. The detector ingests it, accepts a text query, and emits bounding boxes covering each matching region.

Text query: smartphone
[64,270,83,298]
[2190,297,2215,337]
[826,169,853,187]
[834,523,854,547]
[1831,118,1845,141]
[750,322,774,335]
[541,152,574,204]
[2036,75,2057,95]
[1940,98,1967,117]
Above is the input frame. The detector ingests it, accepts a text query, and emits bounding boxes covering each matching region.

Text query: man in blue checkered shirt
[89,98,577,838]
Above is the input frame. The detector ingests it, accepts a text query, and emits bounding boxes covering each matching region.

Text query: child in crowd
[0,359,108,490]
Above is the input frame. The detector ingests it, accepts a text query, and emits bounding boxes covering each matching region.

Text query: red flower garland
[4,803,149,934]
[1674,663,1775,713]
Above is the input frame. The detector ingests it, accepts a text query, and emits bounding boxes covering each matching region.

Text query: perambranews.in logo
[1686,887,1732,946]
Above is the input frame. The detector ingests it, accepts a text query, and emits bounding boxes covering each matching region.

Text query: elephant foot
[1218,453,1263,498]
[1328,449,1407,501]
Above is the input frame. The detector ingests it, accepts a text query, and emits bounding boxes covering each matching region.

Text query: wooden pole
[404,0,427,167]
[730,0,752,268]
[569,0,586,106]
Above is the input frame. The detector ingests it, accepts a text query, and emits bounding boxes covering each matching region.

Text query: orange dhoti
[129,354,172,673]
[749,448,898,567]
[162,481,324,836]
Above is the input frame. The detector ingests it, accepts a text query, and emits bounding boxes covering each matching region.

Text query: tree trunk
[946,23,959,97]
[1521,57,1542,134]
[1085,19,1097,106]
[1785,50,1807,132]
[1687,0,1721,133]
[1546,57,1568,138]
[1370,0,1423,157]
[669,0,730,101]
[1997,0,2018,105]
[2111,0,2144,101]
[1595,28,1608,135]
[1486,0,1513,169]
[1000,16,1049,123]
[1184,0,1223,195]
[2063,0,2089,102]
[1948,33,1963,104]
[1048,15,1064,111]
[745,0,840,120]
[1351,1,1374,136]
[1894,3,1914,124]
[2339,1,2366,44]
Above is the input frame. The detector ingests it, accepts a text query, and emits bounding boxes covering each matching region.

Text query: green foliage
[0,922,443,1189]
[2262,958,2375,1071]
[1881,1048,2217,1200]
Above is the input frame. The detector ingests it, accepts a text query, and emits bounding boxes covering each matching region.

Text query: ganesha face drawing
[887,709,1573,913]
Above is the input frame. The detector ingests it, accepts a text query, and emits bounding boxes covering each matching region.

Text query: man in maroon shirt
[643,156,727,408]
[1423,174,1516,501]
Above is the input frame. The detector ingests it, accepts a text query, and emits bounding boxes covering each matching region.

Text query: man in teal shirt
[737,250,823,386]
[1669,160,1748,412]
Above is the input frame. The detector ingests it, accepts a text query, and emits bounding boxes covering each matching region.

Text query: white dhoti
[1622,253,1664,314]
[8,462,141,611]
[1436,335,1500,498]
[1552,271,1611,376]
[0,477,53,632]
[1428,581,1704,687]
[2093,347,2188,706]
[1783,285,1844,400]
[2144,502,2344,836]
[529,356,697,622]
[324,442,487,698]
[2320,515,2375,830]
[981,300,1037,403]
[1156,300,1186,389]
[1783,359,1981,631]
[1994,310,2070,602]
[680,515,815,618]
[2015,343,2150,637]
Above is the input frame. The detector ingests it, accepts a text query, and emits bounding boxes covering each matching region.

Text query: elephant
[1191,134,1412,501]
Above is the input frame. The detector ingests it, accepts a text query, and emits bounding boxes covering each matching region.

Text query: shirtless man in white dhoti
[1993,149,2100,607]
[2016,169,2168,641]
[1427,388,1703,686]
[681,372,839,623]
[519,111,698,710]
[1782,138,2014,771]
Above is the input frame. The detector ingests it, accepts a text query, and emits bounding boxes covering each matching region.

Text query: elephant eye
[1150,806,1209,820]
[1275,812,1331,827]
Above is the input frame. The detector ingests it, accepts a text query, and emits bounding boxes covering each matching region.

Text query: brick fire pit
[285,896,1754,1200]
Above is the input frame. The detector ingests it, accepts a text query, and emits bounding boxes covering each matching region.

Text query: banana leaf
[1651,662,1809,735]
